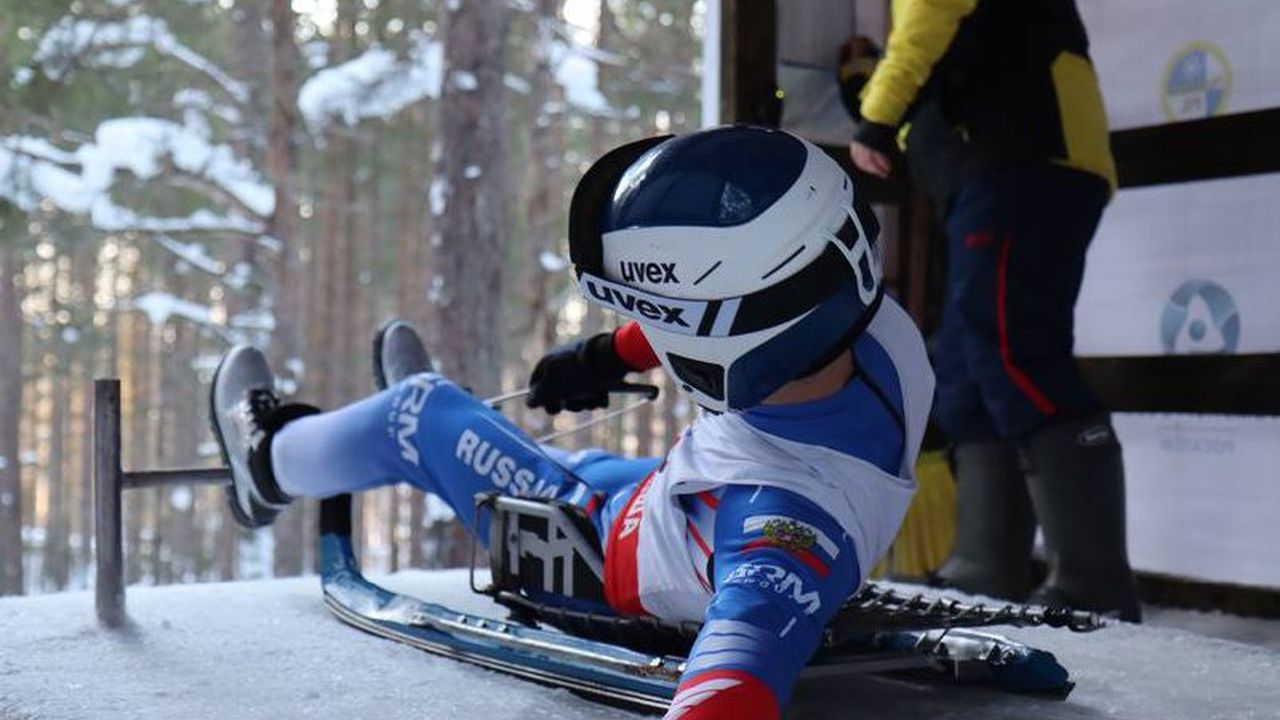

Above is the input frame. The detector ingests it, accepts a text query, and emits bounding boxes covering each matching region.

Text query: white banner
[1074,173,1280,357]
[778,63,857,148]
[1079,0,1280,129]
[1115,413,1280,589]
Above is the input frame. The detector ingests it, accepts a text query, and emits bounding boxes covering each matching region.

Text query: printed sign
[1115,413,1280,589]
[1075,173,1280,357]
[1078,0,1280,129]
[1161,42,1232,122]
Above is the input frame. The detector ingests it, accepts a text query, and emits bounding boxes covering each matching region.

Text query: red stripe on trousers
[603,474,654,616]
[997,231,1058,416]
[686,519,715,592]
[687,518,713,558]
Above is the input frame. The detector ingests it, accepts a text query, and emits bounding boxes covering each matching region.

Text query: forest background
[0,0,706,596]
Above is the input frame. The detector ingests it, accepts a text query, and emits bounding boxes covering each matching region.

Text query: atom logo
[1160,279,1240,355]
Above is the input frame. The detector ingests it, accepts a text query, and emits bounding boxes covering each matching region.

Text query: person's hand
[526,333,631,414]
[849,139,892,179]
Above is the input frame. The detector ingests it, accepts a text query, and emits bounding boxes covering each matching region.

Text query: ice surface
[2,571,1278,720]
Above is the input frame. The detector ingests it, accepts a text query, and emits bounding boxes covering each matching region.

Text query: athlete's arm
[855,0,981,152]
[664,484,860,720]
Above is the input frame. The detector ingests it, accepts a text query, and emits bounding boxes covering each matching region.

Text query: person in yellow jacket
[841,0,1141,621]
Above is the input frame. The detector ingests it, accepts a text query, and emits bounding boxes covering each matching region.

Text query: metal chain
[830,584,1105,637]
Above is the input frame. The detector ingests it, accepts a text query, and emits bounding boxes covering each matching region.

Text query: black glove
[526,332,632,414]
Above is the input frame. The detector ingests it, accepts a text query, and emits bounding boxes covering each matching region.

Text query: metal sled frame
[319,494,682,711]
[322,493,1085,709]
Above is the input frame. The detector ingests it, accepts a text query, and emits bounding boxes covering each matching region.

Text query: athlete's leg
[271,371,662,543]
[273,374,584,539]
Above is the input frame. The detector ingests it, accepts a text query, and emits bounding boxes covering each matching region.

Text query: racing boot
[1021,413,1142,622]
[372,319,433,390]
[936,440,1037,601]
[210,345,319,528]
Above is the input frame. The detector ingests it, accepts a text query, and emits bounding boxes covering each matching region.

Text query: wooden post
[94,379,125,627]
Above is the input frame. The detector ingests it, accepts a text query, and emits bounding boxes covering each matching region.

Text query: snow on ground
[2,570,1278,720]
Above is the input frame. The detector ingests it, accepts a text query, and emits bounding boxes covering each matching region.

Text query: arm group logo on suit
[1159,279,1240,354]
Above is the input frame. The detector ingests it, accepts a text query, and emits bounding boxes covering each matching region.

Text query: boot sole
[372,321,393,392]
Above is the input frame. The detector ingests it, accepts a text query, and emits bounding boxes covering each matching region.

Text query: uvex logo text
[619,261,678,284]
[584,279,690,327]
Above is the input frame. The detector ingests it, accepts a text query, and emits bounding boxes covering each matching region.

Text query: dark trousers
[934,163,1110,441]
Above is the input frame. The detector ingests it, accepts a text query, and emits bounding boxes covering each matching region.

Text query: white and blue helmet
[569,125,883,412]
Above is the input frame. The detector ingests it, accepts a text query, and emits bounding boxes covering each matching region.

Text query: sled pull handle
[483,382,660,407]
[605,381,660,400]
[534,387,659,443]
[483,383,662,444]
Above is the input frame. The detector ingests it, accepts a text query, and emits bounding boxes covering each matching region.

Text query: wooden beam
[1080,354,1280,415]
[721,0,778,124]
[94,379,126,627]
[1114,109,1280,188]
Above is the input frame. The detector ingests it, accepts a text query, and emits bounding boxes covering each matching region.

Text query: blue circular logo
[1162,42,1231,121]
[1160,279,1240,354]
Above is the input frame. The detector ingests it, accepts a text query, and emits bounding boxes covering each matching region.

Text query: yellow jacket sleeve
[860,0,981,128]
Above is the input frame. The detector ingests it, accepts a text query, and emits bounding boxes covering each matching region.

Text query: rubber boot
[936,440,1037,600]
[1021,413,1142,622]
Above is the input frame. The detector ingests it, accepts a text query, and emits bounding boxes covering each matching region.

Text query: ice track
[2,570,1278,720]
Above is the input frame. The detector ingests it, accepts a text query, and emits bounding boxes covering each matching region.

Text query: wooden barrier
[93,379,231,627]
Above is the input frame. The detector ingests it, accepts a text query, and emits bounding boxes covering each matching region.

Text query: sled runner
[319,491,1098,712]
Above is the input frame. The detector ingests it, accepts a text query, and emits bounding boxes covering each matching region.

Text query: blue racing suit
[271,354,907,720]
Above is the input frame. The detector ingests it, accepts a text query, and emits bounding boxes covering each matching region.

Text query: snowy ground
[2,571,1279,720]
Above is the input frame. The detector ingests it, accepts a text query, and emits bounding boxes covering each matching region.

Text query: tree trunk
[76,363,94,580]
[397,106,433,568]
[431,0,509,393]
[125,302,151,584]
[44,351,70,590]
[0,224,25,595]
[268,0,306,578]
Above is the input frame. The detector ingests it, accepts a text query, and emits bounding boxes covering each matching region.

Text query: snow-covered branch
[1,118,272,237]
[28,15,249,104]
[298,33,443,133]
